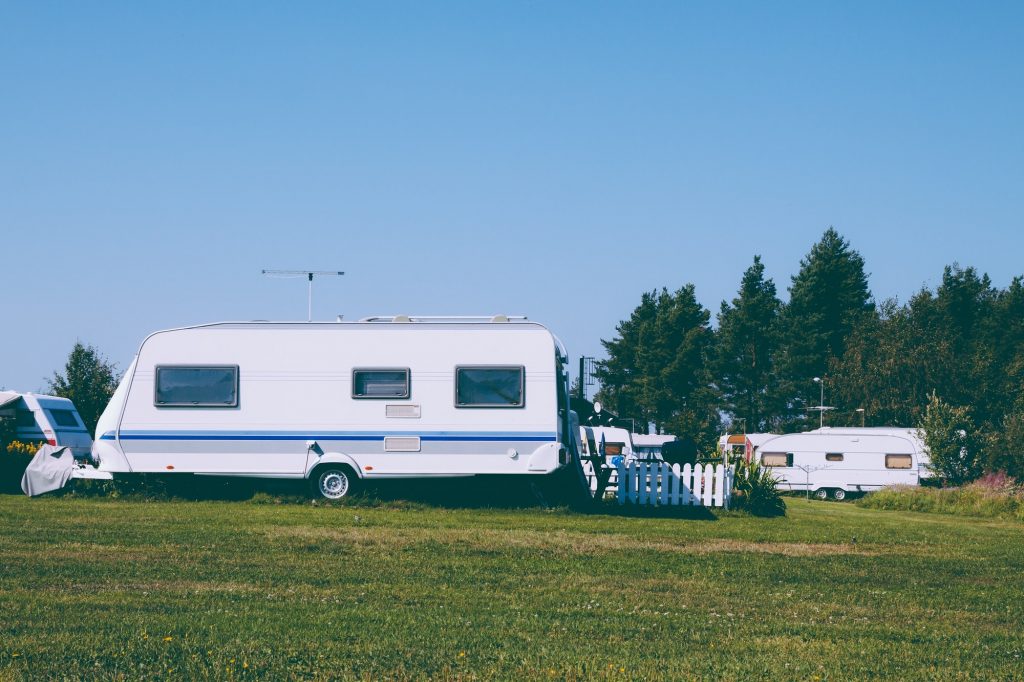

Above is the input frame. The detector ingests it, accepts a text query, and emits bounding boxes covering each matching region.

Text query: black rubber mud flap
[534,448,600,511]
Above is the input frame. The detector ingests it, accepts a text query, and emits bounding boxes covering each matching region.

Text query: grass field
[1,491,1022,680]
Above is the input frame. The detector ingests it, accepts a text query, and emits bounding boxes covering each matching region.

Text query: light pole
[856,408,865,427]
[813,377,825,428]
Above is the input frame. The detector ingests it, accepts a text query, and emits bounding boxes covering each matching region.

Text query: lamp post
[856,408,865,427]
[813,377,825,428]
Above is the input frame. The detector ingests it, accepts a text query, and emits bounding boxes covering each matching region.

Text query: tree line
[595,227,1024,481]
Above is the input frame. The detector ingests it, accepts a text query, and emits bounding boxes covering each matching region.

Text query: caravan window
[761,452,793,467]
[885,454,913,469]
[49,409,80,428]
[455,366,524,407]
[155,366,239,407]
[826,452,844,462]
[353,369,410,399]
[15,410,37,428]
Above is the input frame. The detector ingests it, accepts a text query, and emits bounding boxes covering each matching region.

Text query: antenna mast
[262,269,344,322]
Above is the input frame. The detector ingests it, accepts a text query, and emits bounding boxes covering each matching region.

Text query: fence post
[617,463,626,505]
[714,463,725,507]
[628,462,638,504]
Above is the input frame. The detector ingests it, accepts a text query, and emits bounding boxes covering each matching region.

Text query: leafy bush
[731,458,786,517]
[858,475,1024,521]
[918,391,983,485]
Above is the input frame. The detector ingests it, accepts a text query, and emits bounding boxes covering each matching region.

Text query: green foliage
[777,227,875,428]
[731,457,786,516]
[47,342,120,435]
[596,285,720,449]
[918,391,983,485]
[714,256,783,432]
[594,229,1024,483]
[0,416,16,450]
[987,401,1024,480]
[858,474,1024,521]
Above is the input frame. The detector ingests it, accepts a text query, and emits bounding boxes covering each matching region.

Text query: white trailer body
[0,391,93,458]
[90,319,573,491]
[754,427,929,500]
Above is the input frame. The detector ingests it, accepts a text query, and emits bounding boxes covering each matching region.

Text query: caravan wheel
[312,466,357,500]
[813,488,829,501]
[832,488,847,501]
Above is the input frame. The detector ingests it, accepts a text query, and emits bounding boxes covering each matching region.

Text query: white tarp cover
[21,444,75,497]
[0,391,22,410]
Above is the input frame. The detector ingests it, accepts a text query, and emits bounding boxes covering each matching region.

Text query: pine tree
[777,228,874,425]
[596,286,720,449]
[715,256,782,432]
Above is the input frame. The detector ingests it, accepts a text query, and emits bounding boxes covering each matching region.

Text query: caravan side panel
[108,324,562,478]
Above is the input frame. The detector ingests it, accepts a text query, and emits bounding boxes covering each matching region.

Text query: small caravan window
[826,452,844,462]
[885,454,913,469]
[49,409,80,428]
[455,366,524,408]
[761,452,792,467]
[353,369,410,399]
[155,366,239,407]
[15,410,37,428]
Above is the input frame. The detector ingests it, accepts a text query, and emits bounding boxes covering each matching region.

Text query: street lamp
[813,377,825,428]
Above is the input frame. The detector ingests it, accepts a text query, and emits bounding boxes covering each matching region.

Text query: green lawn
[1,492,1022,680]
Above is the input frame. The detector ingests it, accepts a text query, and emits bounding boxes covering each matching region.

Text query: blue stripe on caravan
[101,430,555,442]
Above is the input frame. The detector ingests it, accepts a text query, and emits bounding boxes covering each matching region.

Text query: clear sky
[2,1,1022,392]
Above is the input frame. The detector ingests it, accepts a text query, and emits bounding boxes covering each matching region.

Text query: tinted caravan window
[353,369,410,399]
[49,409,80,428]
[155,366,239,407]
[455,367,524,407]
[15,410,37,428]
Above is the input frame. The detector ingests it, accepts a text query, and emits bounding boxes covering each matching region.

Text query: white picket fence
[614,461,734,508]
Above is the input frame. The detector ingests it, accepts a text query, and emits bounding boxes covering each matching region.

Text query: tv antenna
[262,269,344,322]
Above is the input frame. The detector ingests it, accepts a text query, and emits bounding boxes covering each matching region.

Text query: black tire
[813,488,829,501]
[832,488,847,501]
[310,465,358,500]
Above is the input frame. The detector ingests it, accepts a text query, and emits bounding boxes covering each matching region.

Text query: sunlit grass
[1,493,1022,680]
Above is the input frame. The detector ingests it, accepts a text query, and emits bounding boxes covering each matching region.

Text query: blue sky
[2,1,1022,392]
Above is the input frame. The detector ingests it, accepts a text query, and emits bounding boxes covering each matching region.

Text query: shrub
[858,475,1024,521]
[731,458,786,517]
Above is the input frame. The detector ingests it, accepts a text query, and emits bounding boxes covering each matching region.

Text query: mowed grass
[1,493,1022,680]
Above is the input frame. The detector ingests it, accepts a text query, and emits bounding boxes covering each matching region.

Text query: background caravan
[0,391,93,458]
[752,428,931,500]
[90,317,578,499]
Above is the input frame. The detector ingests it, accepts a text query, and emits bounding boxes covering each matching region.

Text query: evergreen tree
[715,256,782,432]
[777,228,874,425]
[48,343,120,435]
[596,286,720,449]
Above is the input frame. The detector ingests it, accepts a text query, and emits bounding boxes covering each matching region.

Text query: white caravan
[718,432,778,463]
[752,427,930,500]
[632,434,675,459]
[0,391,93,458]
[88,317,576,498]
